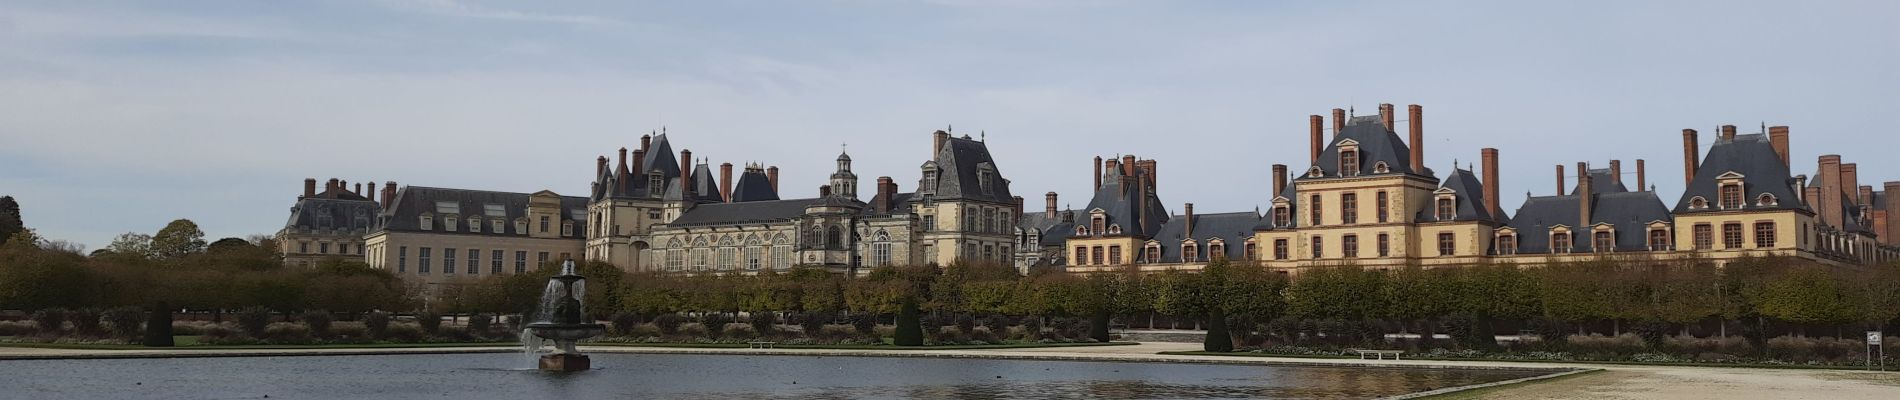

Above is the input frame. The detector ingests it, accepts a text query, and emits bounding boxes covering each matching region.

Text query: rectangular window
[538,251,551,268]
[1594,231,1613,252]
[1438,232,1455,256]
[1723,223,1743,249]
[1273,206,1290,227]
[1311,235,1323,258]
[1273,239,1288,260]
[1244,242,1257,261]
[467,249,480,275]
[1552,233,1572,254]
[1092,246,1104,265]
[1378,233,1390,257]
[1376,191,1389,223]
[922,215,935,232]
[1310,195,1323,226]
[1754,222,1777,248]
[355,244,363,255]
[1342,234,1359,258]
[539,216,550,233]
[443,248,456,274]
[1437,198,1454,220]
[1109,245,1122,265]
[1341,193,1358,224]
[1497,235,1517,255]
[983,244,994,260]
[300,242,310,254]
[492,250,504,274]
[492,220,505,234]
[1075,247,1088,265]
[1694,224,1713,250]
[516,251,529,274]
[484,204,506,217]
[666,249,684,272]
[398,246,408,273]
[747,247,763,270]
[418,247,432,274]
[718,248,736,270]
[320,242,330,254]
[1649,230,1669,251]
[339,243,350,255]
[772,246,790,269]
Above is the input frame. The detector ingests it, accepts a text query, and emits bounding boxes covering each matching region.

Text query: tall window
[467,249,479,275]
[398,246,408,273]
[1497,235,1517,255]
[443,248,456,274]
[772,245,791,269]
[1438,233,1455,256]
[922,215,935,232]
[1311,235,1323,258]
[1719,184,1742,209]
[1722,223,1743,249]
[1091,215,1105,236]
[1376,191,1389,223]
[517,251,530,273]
[1208,243,1225,260]
[1342,234,1359,258]
[871,243,891,266]
[1273,239,1288,260]
[1075,247,1087,265]
[1310,195,1323,226]
[1341,193,1358,224]
[1244,242,1257,261]
[1594,231,1614,253]
[1753,222,1776,248]
[1648,230,1669,251]
[965,208,977,231]
[1340,149,1359,176]
[492,250,504,274]
[1181,243,1198,263]
[691,248,710,271]
[418,247,432,274]
[1092,246,1105,265]
[1145,244,1161,263]
[718,248,736,270]
[1273,206,1290,227]
[320,242,331,254]
[982,209,995,233]
[539,216,550,233]
[1109,245,1122,264]
[1693,224,1713,250]
[1377,233,1390,257]
[1437,198,1454,220]
[826,226,843,250]
[1552,233,1572,254]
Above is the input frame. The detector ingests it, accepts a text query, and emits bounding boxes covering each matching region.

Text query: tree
[0,196,22,246]
[150,219,208,259]
[102,233,155,260]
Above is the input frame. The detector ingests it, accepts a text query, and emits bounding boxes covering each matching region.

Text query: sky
[2,0,1897,250]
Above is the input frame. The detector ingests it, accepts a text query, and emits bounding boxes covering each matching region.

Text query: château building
[277,178,382,268]
[361,184,588,294]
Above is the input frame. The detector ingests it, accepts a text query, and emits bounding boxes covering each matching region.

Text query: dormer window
[420,213,434,230]
[1307,166,1323,178]
[1091,214,1105,235]
[1648,228,1670,251]
[1107,224,1122,235]
[1373,162,1390,174]
[1181,240,1199,263]
[1690,197,1709,210]
[561,221,574,237]
[1756,193,1777,207]
[1593,229,1615,253]
[492,219,505,233]
[1144,242,1161,263]
[1719,184,1742,209]
[1436,197,1455,220]
[469,217,482,233]
[1075,226,1090,236]
[444,216,458,232]
[1551,229,1573,254]
[1207,240,1226,261]
[1272,205,1290,227]
[1495,231,1518,255]
[1340,149,1360,177]
[515,219,528,235]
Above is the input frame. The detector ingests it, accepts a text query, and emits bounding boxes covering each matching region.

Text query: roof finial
[981,130,986,142]
[948,124,953,133]
[662,125,667,135]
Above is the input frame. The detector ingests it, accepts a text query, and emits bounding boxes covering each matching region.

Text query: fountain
[524,260,606,372]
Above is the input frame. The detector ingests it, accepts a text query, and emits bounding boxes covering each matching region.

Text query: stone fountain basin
[526,323,607,341]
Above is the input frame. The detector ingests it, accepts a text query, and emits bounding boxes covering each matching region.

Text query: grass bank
[1157,351,1896,372]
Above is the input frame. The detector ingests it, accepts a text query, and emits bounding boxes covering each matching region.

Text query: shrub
[818,325,858,342]
[236,307,273,338]
[263,322,313,344]
[1442,315,1493,350]
[0,321,37,336]
[200,323,251,345]
[626,323,659,337]
[501,314,523,331]
[104,307,145,338]
[1630,320,1670,349]
[799,312,827,336]
[611,312,641,335]
[414,312,442,334]
[654,314,682,335]
[31,308,68,334]
[981,315,1006,336]
[972,327,1003,345]
[364,311,391,338]
[331,322,370,341]
[955,314,977,335]
[1567,333,1647,358]
[171,321,216,336]
[1526,317,1569,347]
[749,312,776,336]
[68,308,104,336]
[468,314,494,338]
[678,323,708,337]
[1023,318,1044,340]
[929,329,963,345]
[383,323,424,343]
[851,314,878,336]
[301,311,333,337]
[702,314,732,329]
[724,324,758,340]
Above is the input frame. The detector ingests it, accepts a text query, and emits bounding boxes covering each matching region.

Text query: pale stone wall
[364,230,585,296]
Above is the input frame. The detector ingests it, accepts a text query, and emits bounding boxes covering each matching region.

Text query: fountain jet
[525,260,606,371]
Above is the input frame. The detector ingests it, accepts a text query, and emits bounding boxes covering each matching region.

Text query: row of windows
[1277,191,1395,227]
[1075,241,1261,265]
[419,215,573,236]
[663,246,793,271]
[392,246,554,276]
[296,241,363,256]
[1687,186,1778,210]
[921,205,1015,234]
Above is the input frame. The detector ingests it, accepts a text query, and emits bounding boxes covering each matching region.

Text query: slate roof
[1298,115,1432,180]
[1018,209,1084,247]
[663,162,724,204]
[284,196,380,232]
[379,186,588,238]
[731,168,780,202]
[594,133,684,201]
[1570,168,1630,195]
[917,134,1014,203]
[1673,133,1803,214]
[1077,169,1170,239]
[1505,191,1671,253]
[1141,211,1264,263]
[668,198,823,227]
[1419,168,1502,223]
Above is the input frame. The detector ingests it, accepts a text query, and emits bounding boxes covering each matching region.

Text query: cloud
[373,0,624,26]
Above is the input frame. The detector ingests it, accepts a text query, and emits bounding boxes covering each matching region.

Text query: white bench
[1352,349,1403,360]
[747,341,777,349]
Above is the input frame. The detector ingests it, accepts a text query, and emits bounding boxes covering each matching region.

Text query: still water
[0,353,1542,399]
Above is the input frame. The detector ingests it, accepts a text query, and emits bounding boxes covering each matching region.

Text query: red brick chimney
[1045,192,1059,218]
[1804,186,1823,220]
[1093,156,1103,191]
[326,178,340,198]
[1886,181,1900,243]
[1578,162,1593,231]
[932,130,950,157]
[381,181,396,209]
[1012,195,1024,220]
[1609,160,1622,187]
[640,134,652,153]
[1682,129,1700,184]
[1859,185,1874,209]
[1408,104,1424,174]
[679,149,693,199]
[354,182,363,197]
[1769,126,1790,168]
[1104,158,1121,185]
[1843,163,1860,205]
[1184,203,1195,238]
[1721,124,1737,141]
[1122,155,1137,177]
[1139,160,1157,192]
[1555,164,1566,195]
[631,149,646,177]
[1378,103,1395,130]
[616,147,628,176]
[719,162,734,203]
[366,180,376,202]
[766,166,779,194]
[1309,115,1324,164]
[1636,159,1646,191]
[1272,164,1288,196]
[303,178,316,198]
[1331,108,1345,136]
[819,184,832,197]
[1819,155,1842,227]
[876,176,896,213]
[597,156,609,178]
[1482,148,1500,218]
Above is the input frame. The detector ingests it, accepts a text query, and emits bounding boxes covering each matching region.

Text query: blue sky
[2,0,1896,250]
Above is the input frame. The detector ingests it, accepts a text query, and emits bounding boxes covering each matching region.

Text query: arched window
[1690,197,1708,209]
[826,225,843,250]
[1719,184,1742,209]
[1075,226,1089,236]
[1757,193,1777,206]
[807,226,824,249]
[1373,162,1390,174]
[1107,224,1122,235]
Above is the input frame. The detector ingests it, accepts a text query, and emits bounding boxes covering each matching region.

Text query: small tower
[830,147,859,199]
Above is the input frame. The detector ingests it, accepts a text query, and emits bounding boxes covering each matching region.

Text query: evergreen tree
[0,196,21,246]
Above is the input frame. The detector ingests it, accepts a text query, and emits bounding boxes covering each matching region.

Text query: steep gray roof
[663,162,724,204]
[284,196,380,232]
[1506,191,1671,253]
[378,186,588,238]
[1419,168,1501,223]
[917,135,1014,203]
[730,168,779,202]
[668,198,821,227]
[1018,209,1083,247]
[1298,115,1431,180]
[594,133,684,201]
[1141,211,1263,263]
[1570,168,1630,195]
[1076,170,1170,239]
[1674,133,1802,214]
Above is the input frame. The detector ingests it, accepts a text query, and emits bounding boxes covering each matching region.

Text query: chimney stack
[1121,155,1137,177]
[767,166,780,194]
[1309,115,1325,164]
[679,149,694,199]
[1093,156,1104,191]
[1012,196,1024,220]
[365,180,375,202]
[338,180,348,197]
[1378,103,1395,130]
[1636,159,1647,191]
[1842,163,1860,206]
[1139,160,1158,192]
[1610,160,1623,186]
[1555,164,1566,195]
[1331,108,1346,136]
[1859,185,1874,208]
[1769,126,1790,168]
[1819,155,1842,227]
[1104,158,1121,185]
[1482,148,1500,218]
[1184,203,1196,238]
[1886,181,1900,243]
[1408,104,1424,174]
[326,178,340,198]
[381,181,396,209]
[876,177,896,213]
[1721,124,1737,141]
[819,184,832,198]
[1272,164,1288,196]
[1682,129,1700,184]
[303,178,317,198]
[597,156,609,179]
[1045,192,1059,218]
[1578,162,1593,235]
[631,149,646,177]
[719,163,734,202]
[354,182,363,196]
[617,147,628,176]
[640,134,652,153]
[932,130,950,157]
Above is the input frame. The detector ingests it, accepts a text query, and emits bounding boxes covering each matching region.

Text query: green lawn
[0,335,1129,352]
[1158,350,1890,371]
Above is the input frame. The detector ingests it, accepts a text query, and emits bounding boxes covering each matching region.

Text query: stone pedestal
[539,353,592,372]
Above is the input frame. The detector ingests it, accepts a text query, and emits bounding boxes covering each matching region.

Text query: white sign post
[1870,331,1885,371]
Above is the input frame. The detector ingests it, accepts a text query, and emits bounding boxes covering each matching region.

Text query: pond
[0,352,1544,399]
